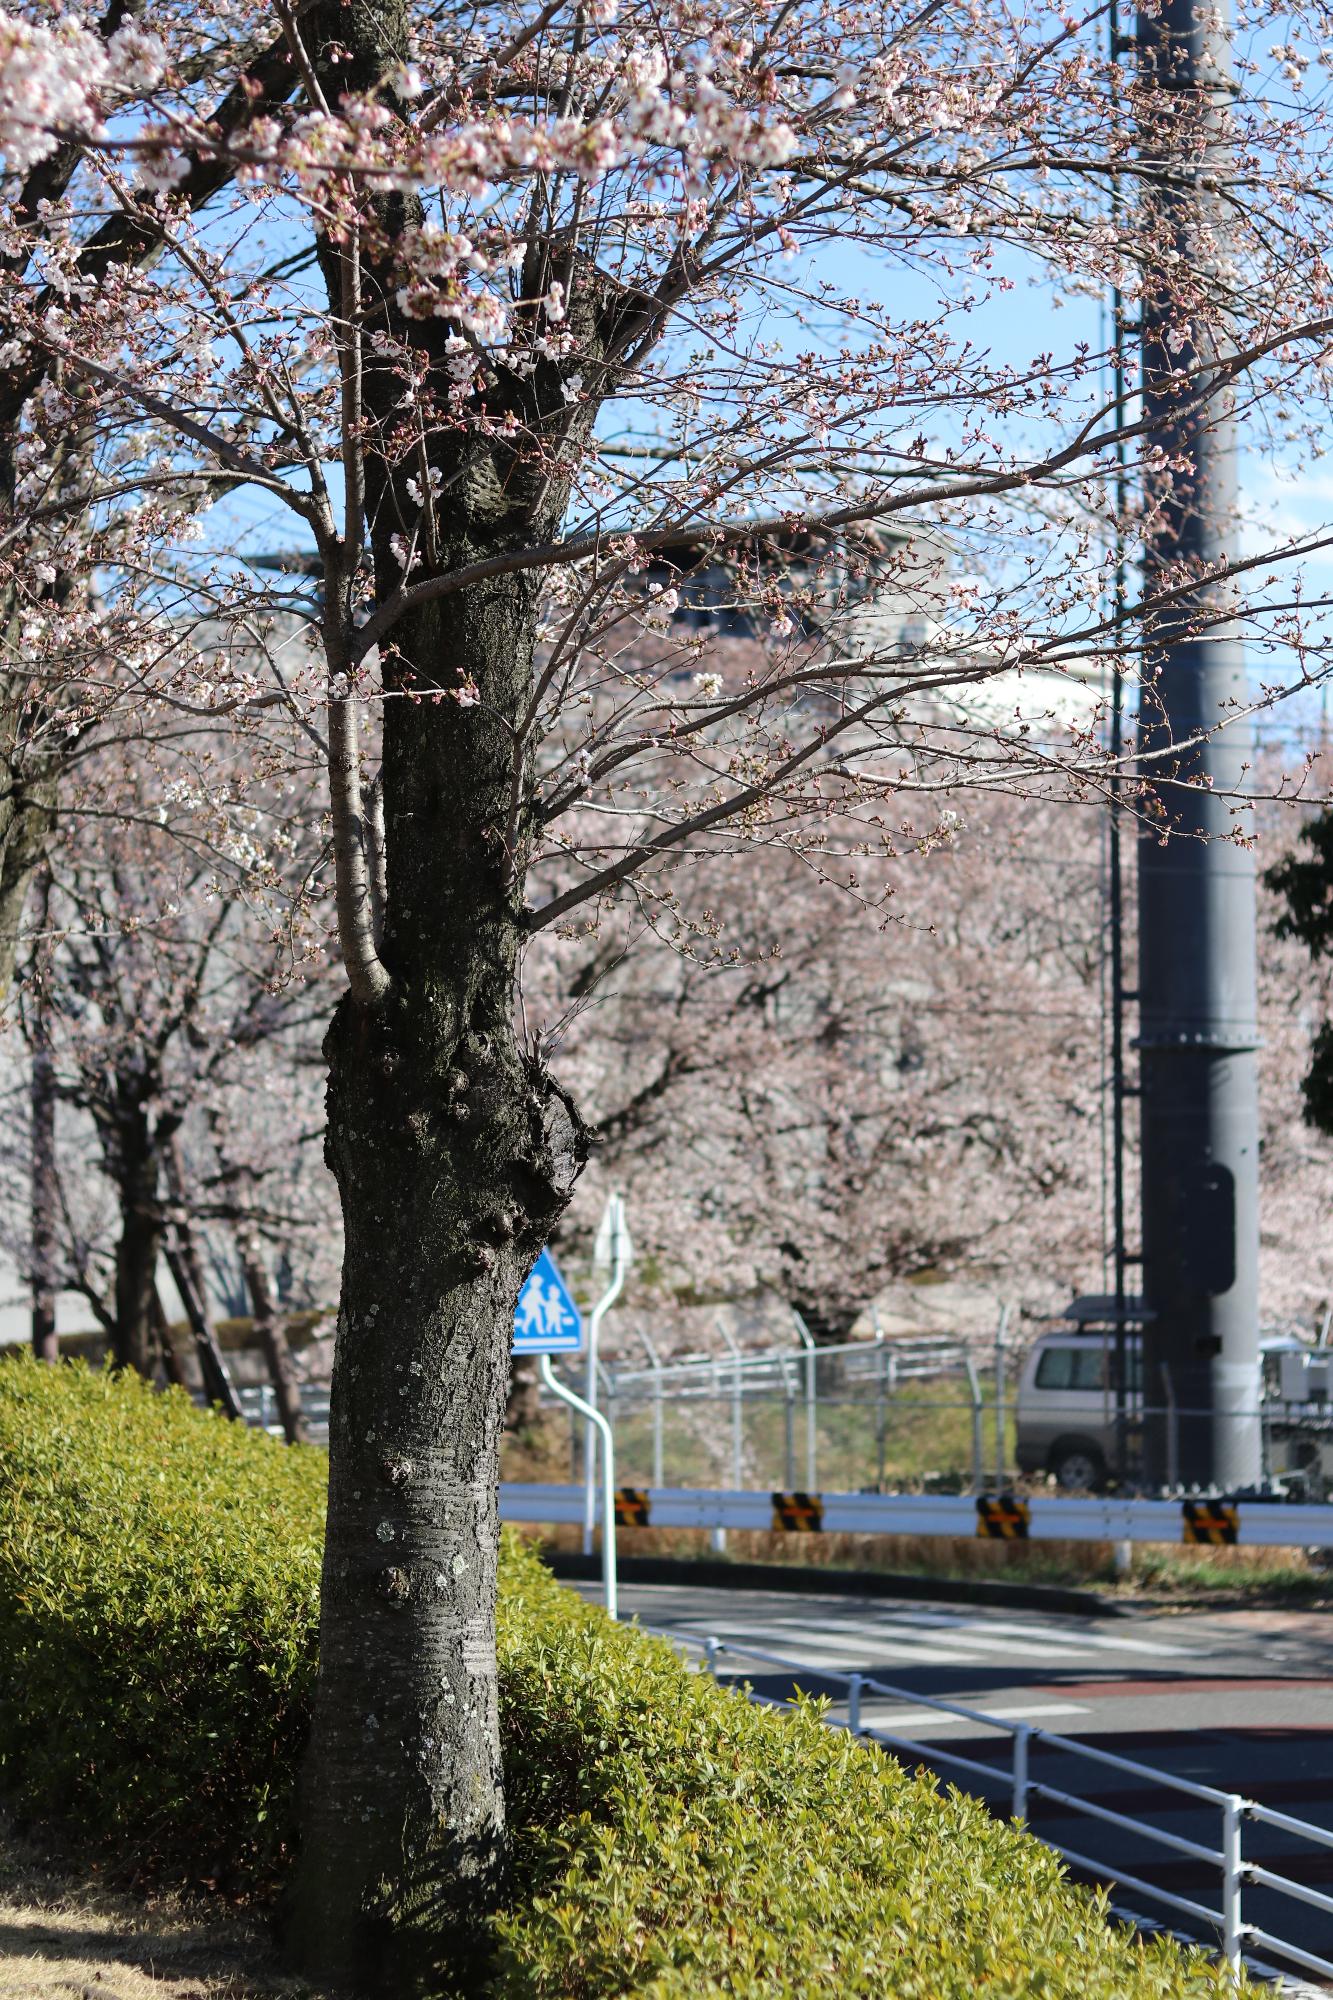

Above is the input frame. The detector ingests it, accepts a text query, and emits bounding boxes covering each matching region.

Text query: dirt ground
[0,1823,323,2000]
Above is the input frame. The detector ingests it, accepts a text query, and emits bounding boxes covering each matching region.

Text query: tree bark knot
[377,1565,412,1607]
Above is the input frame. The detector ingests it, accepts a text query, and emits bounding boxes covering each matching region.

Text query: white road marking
[670,1609,1186,1668]
[697,1625,977,1668]
[732,1613,1122,1661]
[856,1700,1088,1732]
[954,1619,1187,1657]
[815,1605,1188,1656]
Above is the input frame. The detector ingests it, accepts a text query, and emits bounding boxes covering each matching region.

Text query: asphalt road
[582,1579,1333,1986]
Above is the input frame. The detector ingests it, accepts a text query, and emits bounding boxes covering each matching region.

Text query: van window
[1034,1345,1105,1391]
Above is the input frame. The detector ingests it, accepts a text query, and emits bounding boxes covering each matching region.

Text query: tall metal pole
[1136,0,1261,1489]
[1107,0,1131,1485]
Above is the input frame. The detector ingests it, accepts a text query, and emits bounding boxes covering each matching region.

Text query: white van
[1015,1302,1333,1492]
[1013,1317,1140,1491]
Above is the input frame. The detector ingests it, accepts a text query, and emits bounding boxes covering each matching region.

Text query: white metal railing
[545,1323,973,1495]
[648,1627,1333,1984]
[564,1331,967,1403]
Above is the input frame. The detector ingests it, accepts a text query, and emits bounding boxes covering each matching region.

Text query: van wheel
[1050,1440,1106,1492]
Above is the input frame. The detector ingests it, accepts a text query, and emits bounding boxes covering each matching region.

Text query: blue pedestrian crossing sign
[513,1248,583,1353]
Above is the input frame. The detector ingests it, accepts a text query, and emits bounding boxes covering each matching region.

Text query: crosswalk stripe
[856,1700,1088,1732]
[743,1614,1118,1661]
[953,1619,1187,1658]
[671,1611,1185,1667]
[699,1626,977,1668]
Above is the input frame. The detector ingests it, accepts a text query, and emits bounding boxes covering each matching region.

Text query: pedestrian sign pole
[512,1241,619,1620]
[513,1248,583,1355]
[585,1195,632,1558]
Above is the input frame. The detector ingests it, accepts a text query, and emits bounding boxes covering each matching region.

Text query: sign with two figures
[513,1248,583,1354]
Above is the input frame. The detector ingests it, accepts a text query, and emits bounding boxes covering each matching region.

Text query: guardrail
[498,1481,1333,1548]
[652,1627,1333,1985]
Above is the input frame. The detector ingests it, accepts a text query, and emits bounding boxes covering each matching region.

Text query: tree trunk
[149,1284,189,1388]
[0,737,56,1004]
[30,968,57,1363]
[289,579,588,1989]
[241,1240,310,1445]
[162,1136,245,1419]
[111,1122,160,1377]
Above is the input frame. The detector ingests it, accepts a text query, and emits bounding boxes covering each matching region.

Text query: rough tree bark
[0,746,56,1004]
[285,4,606,1977]
[289,587,588,1990]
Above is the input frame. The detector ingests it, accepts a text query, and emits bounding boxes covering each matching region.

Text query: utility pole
[1135,0,1261,1489]
[1107,0,1131,1487]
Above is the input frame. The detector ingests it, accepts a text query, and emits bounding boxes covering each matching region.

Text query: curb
[541,1549,1122,1617]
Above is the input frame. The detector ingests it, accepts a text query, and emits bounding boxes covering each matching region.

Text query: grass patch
[1,1355,1249,1998]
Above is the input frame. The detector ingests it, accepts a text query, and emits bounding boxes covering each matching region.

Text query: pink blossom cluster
[0,10,162,172]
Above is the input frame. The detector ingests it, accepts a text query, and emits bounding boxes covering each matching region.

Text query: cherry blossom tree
[4,715,337,1419]
[539,793,1107,1336]
[0,10,315,994]
[1266,801,1333,1137]
[8,0,1333,1976]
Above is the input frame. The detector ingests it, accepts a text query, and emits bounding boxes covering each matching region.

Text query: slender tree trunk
[241,1239,310,1444]
[29,947,57,1363]
[112,1122,161,1377]
[288,583,588,1990]
[0,717,57,1003]
[163,1135,244,1417]
[149,1284,189,1388]
[163,1234,244,1420]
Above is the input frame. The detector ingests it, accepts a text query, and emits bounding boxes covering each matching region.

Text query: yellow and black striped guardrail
[613,1487,651,1527]
[976,1493,1031,1539]
[772,1491,824,1532]
[1182,1499,1239,1545]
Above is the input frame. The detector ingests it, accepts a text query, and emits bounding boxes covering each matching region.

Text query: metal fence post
[1221,1794,1244,1975]
[781,1355,797,1489]
[716,1313,745,1490]
[847,1672,863,1735]
[793,1311,817,1493]
[964,1355,984,1493]
[1012,1722,1031,1821]
[637,1327,665,1489]
[704,1637,721,1679]
[1161,1363,1179,1492]
[994,1304,1011,1488]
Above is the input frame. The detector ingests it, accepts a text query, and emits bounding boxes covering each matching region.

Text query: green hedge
[0,1357,1239,1997]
